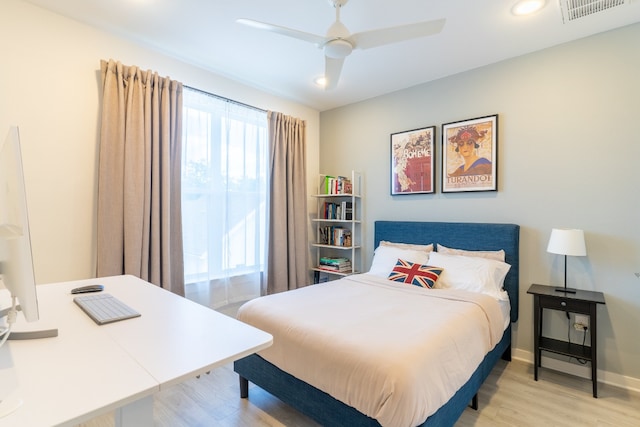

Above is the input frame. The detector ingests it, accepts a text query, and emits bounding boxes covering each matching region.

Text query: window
[181,88,268,307]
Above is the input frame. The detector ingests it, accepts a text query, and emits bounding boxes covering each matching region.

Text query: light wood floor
[80,357,640,427]
[80,302,640,427]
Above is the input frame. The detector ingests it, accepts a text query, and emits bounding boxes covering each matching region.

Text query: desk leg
[533,295,541,380]
[590,305,598,398]
[115,395,154,427]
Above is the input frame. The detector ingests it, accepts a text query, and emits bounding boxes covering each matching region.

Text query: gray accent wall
[320,23,640,384]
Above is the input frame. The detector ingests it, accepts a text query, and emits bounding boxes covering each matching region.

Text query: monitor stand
[0,306,58,340]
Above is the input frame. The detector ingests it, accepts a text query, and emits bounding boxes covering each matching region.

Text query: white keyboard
[73,293,141,325]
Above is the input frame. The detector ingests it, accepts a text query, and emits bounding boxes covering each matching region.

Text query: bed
[234,221,520,427]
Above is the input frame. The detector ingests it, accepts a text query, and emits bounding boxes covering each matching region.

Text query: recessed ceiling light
[511,0,547,16]
[314,76,327,87]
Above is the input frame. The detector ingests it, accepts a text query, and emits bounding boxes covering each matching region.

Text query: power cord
[566,313,588,365]
[0,296,18,348]
[577,326,589,365]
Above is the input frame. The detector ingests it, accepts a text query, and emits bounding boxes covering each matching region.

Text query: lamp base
[554,287,577,294]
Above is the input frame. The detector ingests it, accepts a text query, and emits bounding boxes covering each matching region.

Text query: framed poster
[390,126,436,195]
[442,114,498,193]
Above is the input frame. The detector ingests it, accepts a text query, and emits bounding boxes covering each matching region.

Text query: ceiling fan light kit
[237,0,445,90]
[329,0,349,8]
[324,39,353,59]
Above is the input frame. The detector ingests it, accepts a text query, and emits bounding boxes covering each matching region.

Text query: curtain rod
[184,85,267,114]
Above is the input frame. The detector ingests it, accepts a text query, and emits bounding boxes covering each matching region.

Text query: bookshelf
[311,171,362,283]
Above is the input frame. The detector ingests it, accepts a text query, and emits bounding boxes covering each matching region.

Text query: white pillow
[381,241,434,253]
[436,244,505,262]
[368,245,431,278]
[427,251,511,300]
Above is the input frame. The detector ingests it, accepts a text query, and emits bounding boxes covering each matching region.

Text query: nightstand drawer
[539,295,590,313]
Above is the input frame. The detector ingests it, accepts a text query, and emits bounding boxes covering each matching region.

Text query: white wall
[320,24,640,386]
[0,0,320,285]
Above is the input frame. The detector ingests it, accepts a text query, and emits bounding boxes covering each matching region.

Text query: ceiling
[23,0,640,111]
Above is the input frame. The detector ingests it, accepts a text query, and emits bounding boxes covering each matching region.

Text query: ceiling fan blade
[324,56,345,90]
[237,19,326,46]
[349,18,446,50]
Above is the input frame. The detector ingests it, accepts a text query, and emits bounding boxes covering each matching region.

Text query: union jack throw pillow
[388,258,444,289]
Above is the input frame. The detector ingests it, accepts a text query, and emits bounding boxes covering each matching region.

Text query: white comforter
[237,273,505,427]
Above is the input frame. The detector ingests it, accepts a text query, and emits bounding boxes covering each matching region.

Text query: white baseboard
[512,348,640,393]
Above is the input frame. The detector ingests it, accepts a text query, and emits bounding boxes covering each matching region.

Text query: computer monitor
[0,126,39,329]
[0,126,49,418]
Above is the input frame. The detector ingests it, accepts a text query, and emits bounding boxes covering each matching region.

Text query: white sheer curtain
[181,88,268,309]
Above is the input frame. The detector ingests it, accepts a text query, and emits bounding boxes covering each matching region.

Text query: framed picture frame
[390,126,436,195]
[441,114,498,193]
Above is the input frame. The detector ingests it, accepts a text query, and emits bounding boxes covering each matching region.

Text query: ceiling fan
[237,0,445,90]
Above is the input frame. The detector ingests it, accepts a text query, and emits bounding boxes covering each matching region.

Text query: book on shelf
[341,201,353,220]
[343,232,352,247]
[322,201,353,220]
[320,175,353,195]
[323,202,337,220]
[333,227,351,246]
[319,256,351,265]
[317,226,352,246]
[336,176,349,194]
[318,265,352,273]
[317,272,330,283]
[318,256,352,273]
[321,175,334,194]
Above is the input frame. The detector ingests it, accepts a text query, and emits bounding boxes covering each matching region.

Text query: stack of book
[318,257,352,273]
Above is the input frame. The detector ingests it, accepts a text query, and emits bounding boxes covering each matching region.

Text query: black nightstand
[527,284,606,398]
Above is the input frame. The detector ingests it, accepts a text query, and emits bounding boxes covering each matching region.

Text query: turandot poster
[442,115,498,193]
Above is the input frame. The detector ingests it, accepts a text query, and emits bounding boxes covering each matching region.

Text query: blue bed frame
[235,221,520,427]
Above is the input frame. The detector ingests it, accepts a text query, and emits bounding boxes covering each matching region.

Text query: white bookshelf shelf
[311,171,363,283]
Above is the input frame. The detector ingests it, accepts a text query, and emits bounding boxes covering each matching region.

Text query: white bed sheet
[237,273,507,427]
[499,297,511,330]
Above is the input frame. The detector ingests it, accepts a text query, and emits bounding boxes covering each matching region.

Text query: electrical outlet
[574,314,589,331]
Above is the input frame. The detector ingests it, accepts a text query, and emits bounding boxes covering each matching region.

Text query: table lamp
[546,228,587,293]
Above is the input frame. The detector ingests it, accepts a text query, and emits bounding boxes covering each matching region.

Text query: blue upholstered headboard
[374,221,520,323]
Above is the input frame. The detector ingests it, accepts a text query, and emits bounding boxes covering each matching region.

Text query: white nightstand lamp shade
[547,228,587,293]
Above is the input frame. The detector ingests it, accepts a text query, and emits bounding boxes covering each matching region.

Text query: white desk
[0,275,272,426]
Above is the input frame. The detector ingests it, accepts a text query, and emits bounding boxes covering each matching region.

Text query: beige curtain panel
[267,111,308,294]
[97,59,185,296]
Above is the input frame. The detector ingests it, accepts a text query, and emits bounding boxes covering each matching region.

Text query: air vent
[560,0,630,22]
